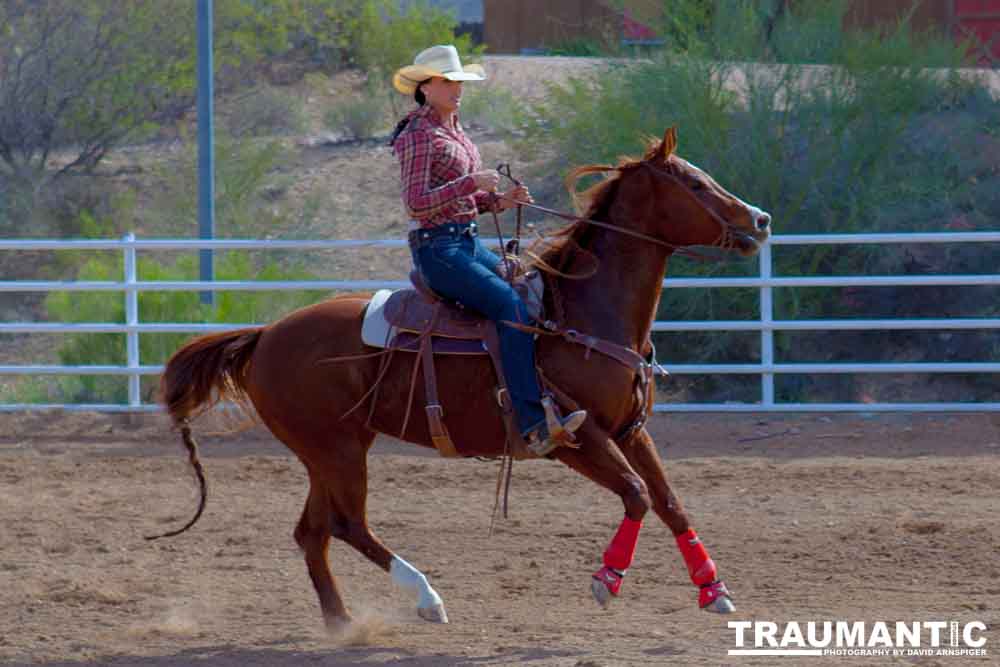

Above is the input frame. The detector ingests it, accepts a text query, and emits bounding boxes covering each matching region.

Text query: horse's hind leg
[319,439,449,623]
[620,428,735,613]
[334,518,449,624]
[294,475,350,629]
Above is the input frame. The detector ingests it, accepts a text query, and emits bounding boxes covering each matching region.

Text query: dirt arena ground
[1,412,997,666]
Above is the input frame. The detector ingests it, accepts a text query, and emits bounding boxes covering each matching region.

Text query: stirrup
[542,395,586,440]
[526,397,587,456]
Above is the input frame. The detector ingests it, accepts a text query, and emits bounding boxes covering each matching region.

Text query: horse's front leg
[619,427,735,613]
[552,420,650,608]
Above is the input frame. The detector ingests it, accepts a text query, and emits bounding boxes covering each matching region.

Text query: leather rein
[490,160,759,264]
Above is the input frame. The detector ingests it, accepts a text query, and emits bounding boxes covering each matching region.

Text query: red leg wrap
[591,516,642,598]
[603,516,642,571]
[675,528,717,586]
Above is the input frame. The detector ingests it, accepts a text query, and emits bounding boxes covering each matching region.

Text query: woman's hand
[471,170,501,192]
[498,185,534,211]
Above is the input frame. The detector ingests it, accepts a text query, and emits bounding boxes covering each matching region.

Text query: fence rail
[1,232,998,413]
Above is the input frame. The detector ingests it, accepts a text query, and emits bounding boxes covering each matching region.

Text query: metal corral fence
[1,232,998,413]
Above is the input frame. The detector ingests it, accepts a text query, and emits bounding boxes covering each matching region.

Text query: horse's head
[617,127,772,256]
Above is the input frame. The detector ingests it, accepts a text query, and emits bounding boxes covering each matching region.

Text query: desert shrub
[523,0,998,403]
[36,252,326,405]
[277,0,480,101]
[0,1,302,223]
[3,175,112,239]
[458,86,529,134]
[345,1,482,84]
[324,93,389,140]
[144,130,291,239]
[545,38,613,57]
[227,85,308,137]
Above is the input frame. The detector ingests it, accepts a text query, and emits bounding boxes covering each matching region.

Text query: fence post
[123,233,141,409]
[197,0,216,306]
[759,242,775,408]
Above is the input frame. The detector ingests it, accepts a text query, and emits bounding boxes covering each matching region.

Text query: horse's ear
[660,126,678,160]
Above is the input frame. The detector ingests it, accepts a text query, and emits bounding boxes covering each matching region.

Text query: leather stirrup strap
[537,367,581,412]
[420,331,459,458]
[481,323,530,454]
[482,322,518,525]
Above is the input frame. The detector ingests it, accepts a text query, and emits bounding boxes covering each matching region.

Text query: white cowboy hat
[393,44,486,95]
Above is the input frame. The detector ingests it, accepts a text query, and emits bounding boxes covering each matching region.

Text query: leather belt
[408,222,478,246]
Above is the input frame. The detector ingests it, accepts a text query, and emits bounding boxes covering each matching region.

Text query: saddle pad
[360,289,397,348]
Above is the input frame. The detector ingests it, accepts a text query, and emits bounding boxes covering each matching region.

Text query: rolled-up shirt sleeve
[396,129,477,221]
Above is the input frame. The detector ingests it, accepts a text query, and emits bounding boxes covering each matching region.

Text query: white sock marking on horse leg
[390,555,443,609]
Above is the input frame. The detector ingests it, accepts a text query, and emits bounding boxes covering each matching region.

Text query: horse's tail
[146,327,263,541]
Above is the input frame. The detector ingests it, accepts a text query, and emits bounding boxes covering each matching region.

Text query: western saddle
[372,260,654,459]
[377,263,562,459]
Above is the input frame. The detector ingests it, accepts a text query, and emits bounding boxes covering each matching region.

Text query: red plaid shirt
[393,104,494,228]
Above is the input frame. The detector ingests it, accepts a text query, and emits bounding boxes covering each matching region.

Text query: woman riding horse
[156,102,770,628]
[389,44,586,456]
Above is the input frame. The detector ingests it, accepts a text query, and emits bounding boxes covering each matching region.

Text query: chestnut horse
[157,127,771,629]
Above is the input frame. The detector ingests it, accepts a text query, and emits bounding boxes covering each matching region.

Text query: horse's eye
[690,181,704,191]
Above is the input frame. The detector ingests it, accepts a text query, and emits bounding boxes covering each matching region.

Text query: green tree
[0,0,296,228]
[43,251,326,404]
[0,3,192,192]
[346,1,481,98]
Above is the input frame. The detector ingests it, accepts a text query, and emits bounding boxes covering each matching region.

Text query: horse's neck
[557,226,670,350]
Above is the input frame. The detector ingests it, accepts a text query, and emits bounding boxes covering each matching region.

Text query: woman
[390,45,586,456]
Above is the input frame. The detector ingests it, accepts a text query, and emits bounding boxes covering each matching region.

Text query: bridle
[639,160,761,255]
[491,159,760,263]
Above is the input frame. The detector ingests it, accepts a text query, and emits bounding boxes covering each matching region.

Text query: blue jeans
[409,224,545,435]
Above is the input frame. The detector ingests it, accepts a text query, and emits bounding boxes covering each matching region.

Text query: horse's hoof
[591,577,613,608]
[324,614,354,635]
[590,566,623,609]
[418,603,449,623]
[703,595,735,613]
[698,579,734,613]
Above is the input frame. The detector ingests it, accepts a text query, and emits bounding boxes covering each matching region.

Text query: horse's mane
[529,140,662,275]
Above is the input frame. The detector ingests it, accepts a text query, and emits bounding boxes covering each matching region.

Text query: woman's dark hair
[389,85,427,147]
